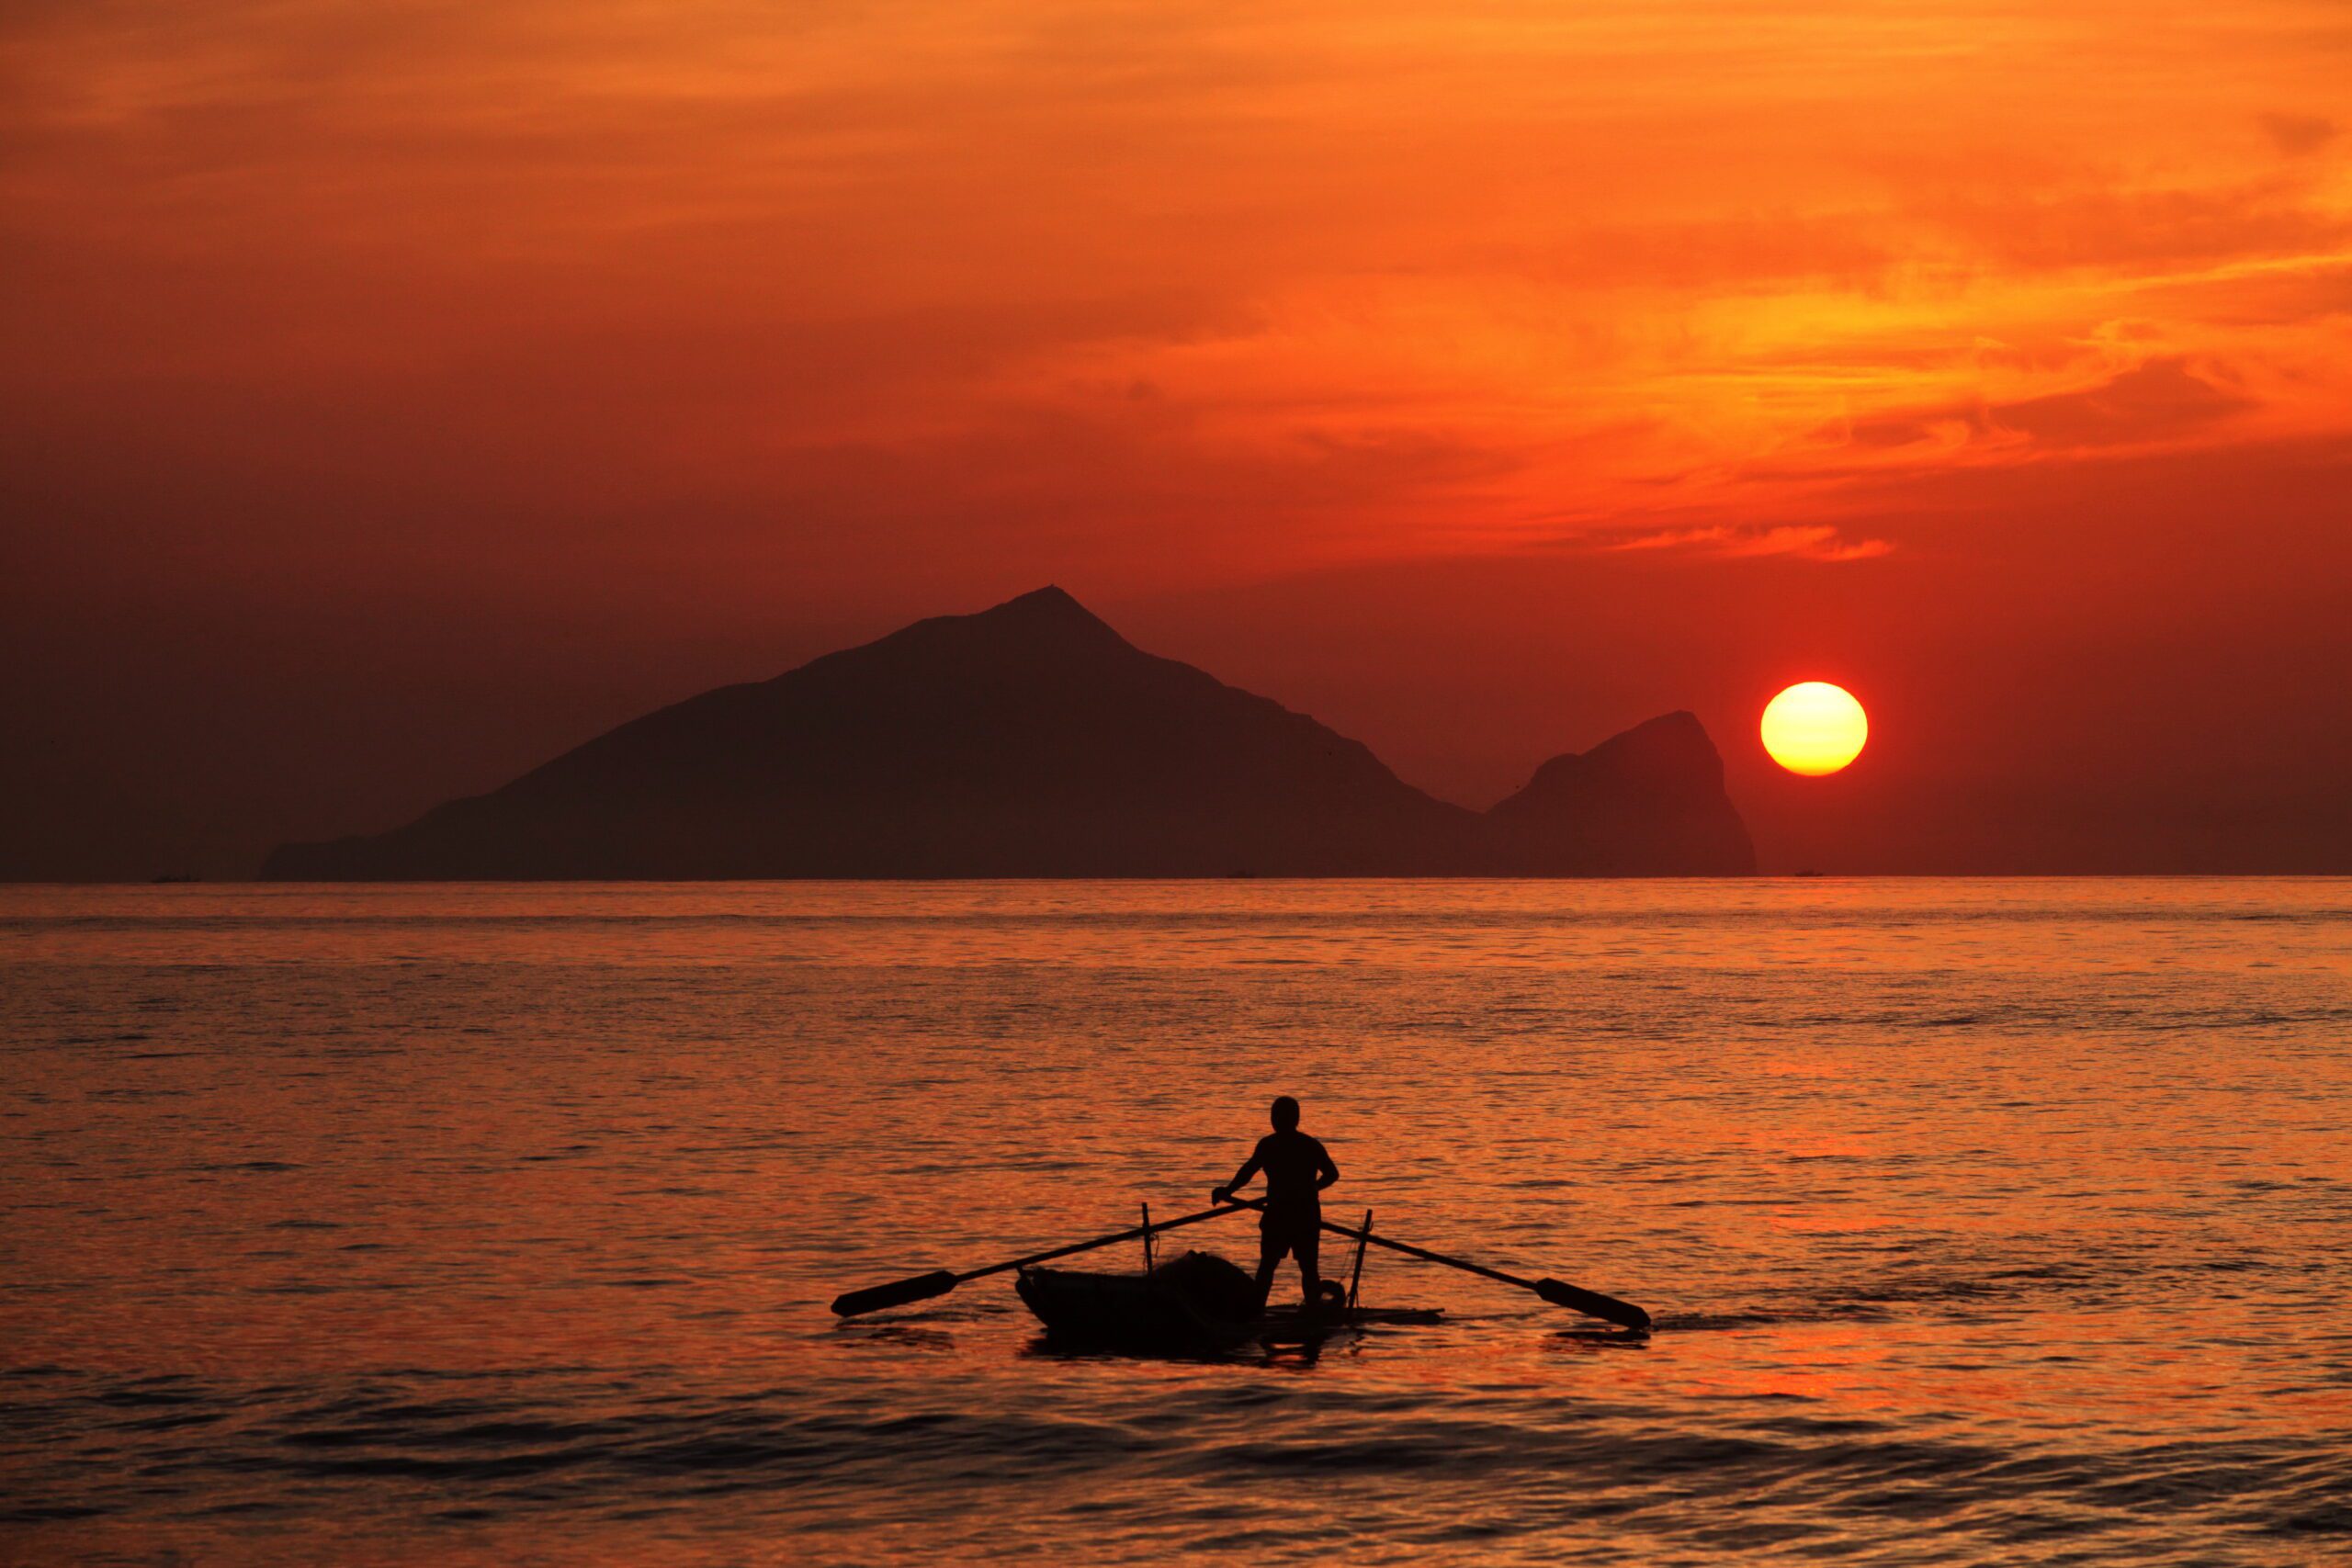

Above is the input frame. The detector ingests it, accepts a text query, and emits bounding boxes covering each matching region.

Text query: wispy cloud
[1603,524,1894,562]
[1838,356,2256,459]
[2258,111,2338,157]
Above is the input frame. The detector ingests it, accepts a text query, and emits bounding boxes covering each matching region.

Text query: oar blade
[1536,1277,1652,1332]
[831,1269,957,1317]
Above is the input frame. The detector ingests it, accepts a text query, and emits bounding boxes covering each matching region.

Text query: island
[264,587,1755,878]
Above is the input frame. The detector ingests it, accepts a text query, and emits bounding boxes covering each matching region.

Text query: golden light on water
[1762,682,1869,776]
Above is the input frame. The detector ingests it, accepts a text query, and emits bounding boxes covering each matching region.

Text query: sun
[1761,682,1868,775]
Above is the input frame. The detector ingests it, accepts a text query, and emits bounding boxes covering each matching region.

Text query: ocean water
[4,879,2349,1566]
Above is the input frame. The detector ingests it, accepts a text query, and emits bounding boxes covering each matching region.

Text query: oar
[1231,1198,1652,1332]
[831,1201,1250,1316]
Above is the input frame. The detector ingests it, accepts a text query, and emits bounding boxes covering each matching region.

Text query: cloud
[2135,256,2352,327]
[1839,356,2255,457]
[1905,182,2352,272]
[2258,111,2339,157]
[1602,524,1892,562]
[1995,356,2255,445]
[3,0,2350,590]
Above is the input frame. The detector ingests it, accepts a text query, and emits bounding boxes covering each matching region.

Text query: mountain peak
[941,584,1127,648]
[1581,709,1716,773]
[1486,711,1755,874]
[986,584,1097,622]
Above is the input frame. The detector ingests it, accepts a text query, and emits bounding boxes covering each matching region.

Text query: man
[1213,1096,1340,1309]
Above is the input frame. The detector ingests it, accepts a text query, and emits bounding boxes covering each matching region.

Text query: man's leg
[1255,1228,1286,1310]
[1296,1228,1322,1307]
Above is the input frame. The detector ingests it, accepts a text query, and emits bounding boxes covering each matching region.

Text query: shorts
[1258,1212,1320,1271]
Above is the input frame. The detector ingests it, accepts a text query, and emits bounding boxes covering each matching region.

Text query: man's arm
[1213,1146,1264,1205]
[1316,1141,1340,1191]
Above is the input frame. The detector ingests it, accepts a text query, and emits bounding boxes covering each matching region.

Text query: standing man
[1213,1096,1340,1309]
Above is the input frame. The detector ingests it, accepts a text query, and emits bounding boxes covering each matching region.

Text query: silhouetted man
[1213,1096,1340,1309]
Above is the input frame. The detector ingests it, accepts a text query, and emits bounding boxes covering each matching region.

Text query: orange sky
[4,1,2348,874]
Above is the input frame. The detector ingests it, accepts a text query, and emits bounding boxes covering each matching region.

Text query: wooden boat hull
[1015,1262,1440,1350]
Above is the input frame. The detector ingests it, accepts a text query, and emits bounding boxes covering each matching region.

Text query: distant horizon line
[10,872,2351,886]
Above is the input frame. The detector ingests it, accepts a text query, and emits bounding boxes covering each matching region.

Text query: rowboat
[1015,1248,1441,1350]
[830,1197,1649,1335]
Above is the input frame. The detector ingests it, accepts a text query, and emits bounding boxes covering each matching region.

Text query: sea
[4,879,2349,1565]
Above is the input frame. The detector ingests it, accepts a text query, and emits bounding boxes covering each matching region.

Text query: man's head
[1270,1096,1300,1132]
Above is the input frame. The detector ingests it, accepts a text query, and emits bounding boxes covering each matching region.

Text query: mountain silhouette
[1487,711,1756,874]
[263,587,1755,878]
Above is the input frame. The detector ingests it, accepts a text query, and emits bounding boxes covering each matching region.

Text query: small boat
[831,1200,1647,1335]
[1015,1249,1440,1350]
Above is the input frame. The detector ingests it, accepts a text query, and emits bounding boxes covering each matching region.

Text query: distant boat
[149,874,198,884]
